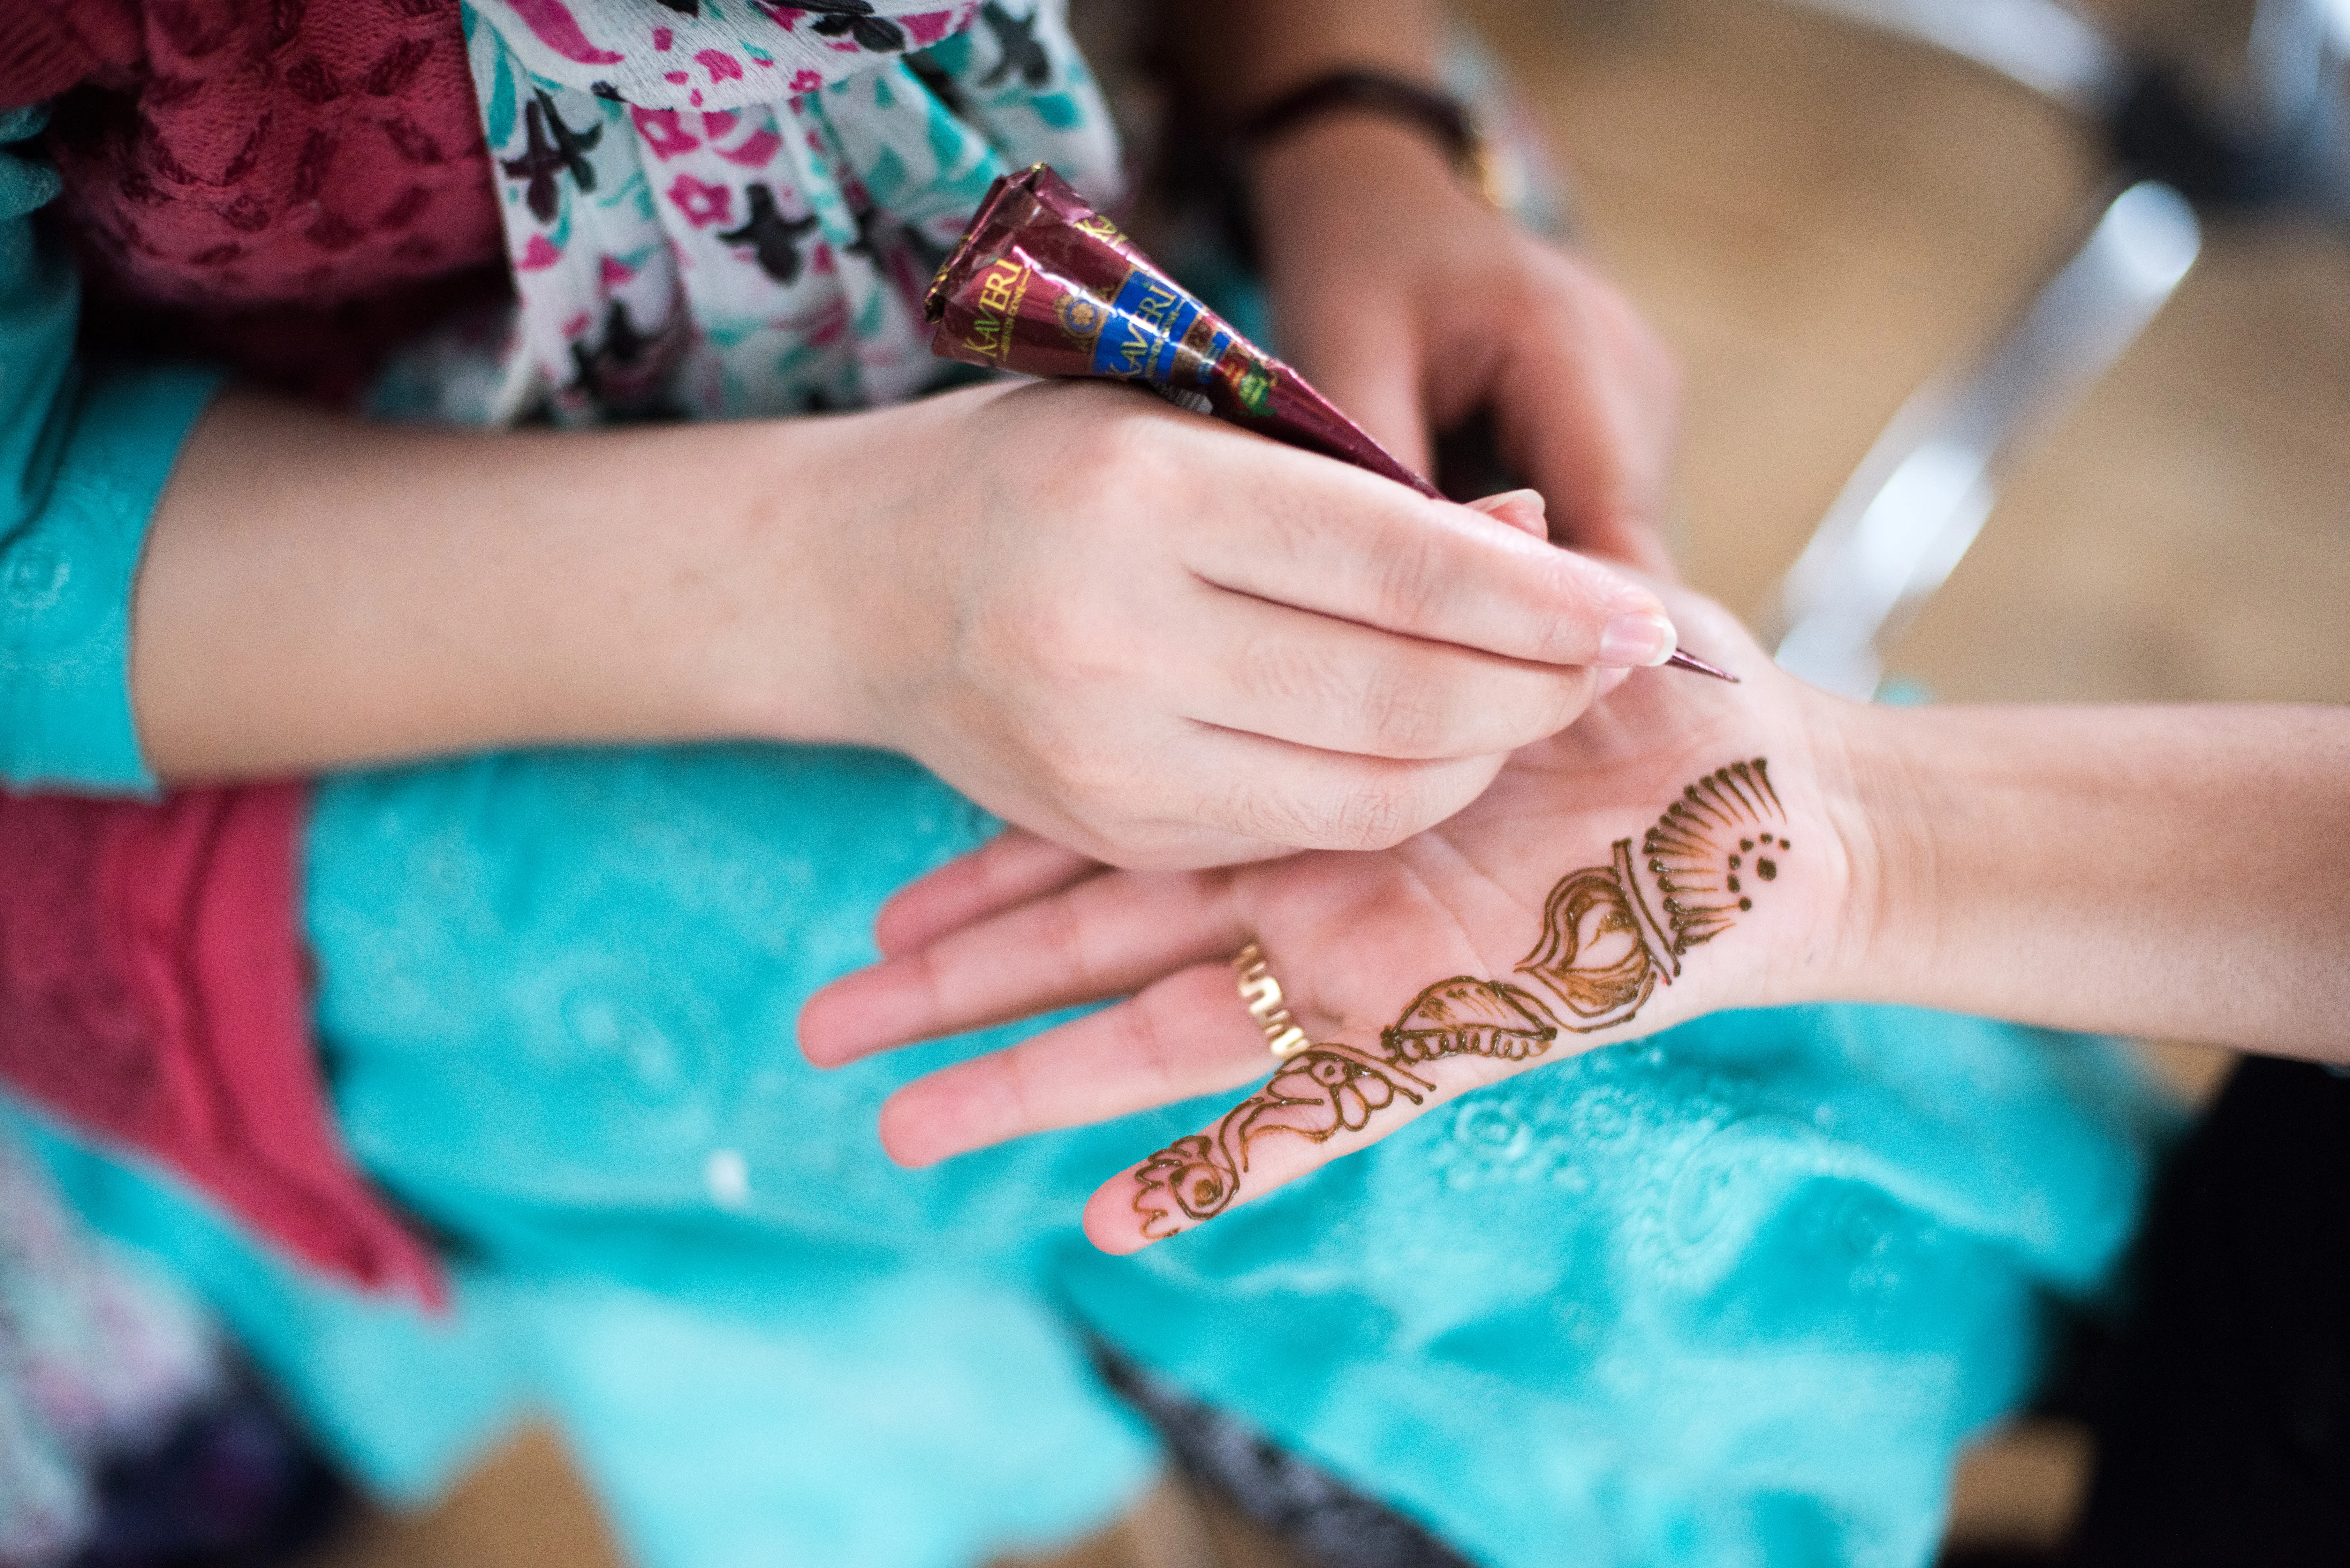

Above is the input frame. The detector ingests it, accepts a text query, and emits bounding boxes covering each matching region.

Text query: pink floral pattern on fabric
[472,0,984,111]
[505,0,628,65]
[632,107,701,158]
[451,0,1122,425]
[667,174,732,227]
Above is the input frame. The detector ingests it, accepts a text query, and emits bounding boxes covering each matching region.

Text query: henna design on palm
[1131,759,1789,1238]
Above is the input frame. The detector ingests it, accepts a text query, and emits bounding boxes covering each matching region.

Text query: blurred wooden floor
[305,0,2347,1563]
[1524,0,2350,713]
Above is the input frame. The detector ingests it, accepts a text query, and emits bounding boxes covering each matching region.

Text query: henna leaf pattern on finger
[1383,978,1559,1062]
[1130,760,1791,1240]
[1135,1046,1434,1229]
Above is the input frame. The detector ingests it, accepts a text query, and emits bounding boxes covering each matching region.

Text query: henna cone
[925,163,1440,497]
[927,165,1739,682]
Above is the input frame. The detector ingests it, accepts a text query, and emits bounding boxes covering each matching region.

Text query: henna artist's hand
[1253,118,1680,575]
[135,376,1670,835]
[802,590,1869,1251]
[822,379,1681,870]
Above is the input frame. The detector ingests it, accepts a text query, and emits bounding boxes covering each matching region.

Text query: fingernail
[1466,487,1546,517]
[1597,611,1678,668]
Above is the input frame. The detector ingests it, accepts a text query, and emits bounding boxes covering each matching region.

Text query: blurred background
[27,0,2348,1564]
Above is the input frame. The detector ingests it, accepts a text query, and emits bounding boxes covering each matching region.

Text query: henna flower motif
[1137,1135,1228,1224]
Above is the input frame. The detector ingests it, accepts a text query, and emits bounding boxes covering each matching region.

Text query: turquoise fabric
[1061,1002,2167,1568]
[0,107,221,794]
[24,741,2165,1568]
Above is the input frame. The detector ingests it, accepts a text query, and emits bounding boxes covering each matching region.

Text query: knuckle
[1033,730,1123,805]
[1022,597,1096,672]
[1323,771,1425,850]
[1086,409,1157,480]
[1359,657,1452,758]
[987,592,1132,704]
[1244,631,1355,728]
[1366,528,1452,629]
[1090,399,1189,494]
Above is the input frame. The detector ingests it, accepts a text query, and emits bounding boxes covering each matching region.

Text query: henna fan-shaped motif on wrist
[1130,759,1790,1239]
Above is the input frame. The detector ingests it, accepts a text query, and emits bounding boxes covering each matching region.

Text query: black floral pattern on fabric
[718,184,823,282]
[977,3,1049,88]
[796,1,907,54]
[500,91,602,223]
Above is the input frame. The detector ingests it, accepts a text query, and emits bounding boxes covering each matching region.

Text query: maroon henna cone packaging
[925,163,1440,498]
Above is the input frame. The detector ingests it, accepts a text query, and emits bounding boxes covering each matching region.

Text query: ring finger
[1181,589,1599,761]
[876,961,1295,1166]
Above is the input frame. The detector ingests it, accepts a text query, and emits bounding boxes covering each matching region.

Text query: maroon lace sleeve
[0,786,443,1304]
[0,1,140,106]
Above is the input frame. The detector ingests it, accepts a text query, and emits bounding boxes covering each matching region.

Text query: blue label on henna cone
[1093,268,1202,383]
[930,164,1442,497]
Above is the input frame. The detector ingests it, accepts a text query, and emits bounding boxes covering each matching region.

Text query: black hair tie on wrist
[1234,69,1509,209]
[1237,69,1479,170]
[1200,70,1526,501]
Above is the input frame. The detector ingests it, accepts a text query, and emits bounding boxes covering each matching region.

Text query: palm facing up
[800,591,1863,1252]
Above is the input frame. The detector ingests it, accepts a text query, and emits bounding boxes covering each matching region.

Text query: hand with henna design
[804,582,2350,1252]
[802,588,1860,1248]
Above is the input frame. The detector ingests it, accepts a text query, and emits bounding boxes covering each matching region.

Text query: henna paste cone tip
[1665,648,1739,682]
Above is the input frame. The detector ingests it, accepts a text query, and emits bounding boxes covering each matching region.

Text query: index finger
[1181,453,1679,672]
[1080,1032,1529,1254]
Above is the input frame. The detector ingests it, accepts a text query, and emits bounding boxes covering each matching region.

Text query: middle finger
[1181,589,1599,762]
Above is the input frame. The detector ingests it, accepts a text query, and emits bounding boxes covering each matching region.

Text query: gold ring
[1232,941,1312,1060]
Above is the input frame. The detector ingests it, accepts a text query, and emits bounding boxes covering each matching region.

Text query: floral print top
[442,0,1119,424]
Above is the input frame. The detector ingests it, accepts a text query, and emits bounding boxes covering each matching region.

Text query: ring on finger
[1232,941,1313,1060]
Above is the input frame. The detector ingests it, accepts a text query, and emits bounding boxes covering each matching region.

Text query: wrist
[661,411,895,752]
[1247,114,1477,293]
[1251,110,1462,214]
[1799,696,1937,1013]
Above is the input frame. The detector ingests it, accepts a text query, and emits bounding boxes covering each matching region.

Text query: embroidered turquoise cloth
[31,742,2169,1568]
[0,106,219,793]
